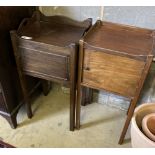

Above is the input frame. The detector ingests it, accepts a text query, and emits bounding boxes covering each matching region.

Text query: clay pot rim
[132,117,155,146]
[132,103,155,146]
[142,113,155,142]
[134,103,155,115]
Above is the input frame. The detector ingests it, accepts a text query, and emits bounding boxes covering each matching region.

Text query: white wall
[40,6,102,23]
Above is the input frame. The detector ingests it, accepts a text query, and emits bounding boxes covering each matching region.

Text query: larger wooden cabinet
[0,7,39,128]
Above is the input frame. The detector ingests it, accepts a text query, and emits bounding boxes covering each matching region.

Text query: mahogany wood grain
[20,46,70,81]
[82,49,145,98]
[76,20,154,144]
[84,21,153,57]
[10,10,92,131]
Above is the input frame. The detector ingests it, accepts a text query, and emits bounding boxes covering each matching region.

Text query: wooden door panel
[82,49,145,97]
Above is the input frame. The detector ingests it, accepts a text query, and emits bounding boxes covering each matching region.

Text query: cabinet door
[82,49,145,98]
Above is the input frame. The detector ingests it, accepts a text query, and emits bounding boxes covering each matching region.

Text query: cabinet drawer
[19,46,70,81]
[82,49,145,97]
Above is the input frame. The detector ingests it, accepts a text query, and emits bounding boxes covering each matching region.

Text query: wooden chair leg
[81,87,93,106]
[41,80,52,96]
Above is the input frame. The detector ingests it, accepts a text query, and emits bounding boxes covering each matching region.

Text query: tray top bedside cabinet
[76,20,155,144]
[10,10,92,131]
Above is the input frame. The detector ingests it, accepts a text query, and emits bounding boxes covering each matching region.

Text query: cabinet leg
[69,44,78,131]
[81,87,93,106]
[118,100,136,144]
[25,102,33,118]
[70,83,76,131]
[21,80,33,119]
[2,113,18,129]
[8,114,17,129]
[126,102,131,115]
[41,80,52,96]
[76,85,82,130]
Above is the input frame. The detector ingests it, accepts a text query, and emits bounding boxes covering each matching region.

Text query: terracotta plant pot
[131,103,155,148]
[142,113,155,142]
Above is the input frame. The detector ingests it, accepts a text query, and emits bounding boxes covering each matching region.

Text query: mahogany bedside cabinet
[76,20,155,143]
[10,10,92,131]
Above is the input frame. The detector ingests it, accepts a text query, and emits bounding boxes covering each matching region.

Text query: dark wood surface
[76,20,154,144]
[0,140,15,148]
[0,6,42,129]
[17,11,91,46]
[10,10,92,131]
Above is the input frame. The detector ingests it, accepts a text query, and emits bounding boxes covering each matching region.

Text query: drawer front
[82,49,145,97]
[19,47,70,81]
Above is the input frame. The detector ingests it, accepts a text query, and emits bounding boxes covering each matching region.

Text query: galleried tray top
[17,11,91,47]
[84,21,154,56]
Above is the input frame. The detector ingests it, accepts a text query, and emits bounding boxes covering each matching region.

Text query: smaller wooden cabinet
[76,21,155,144]
[10,11,92,131]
